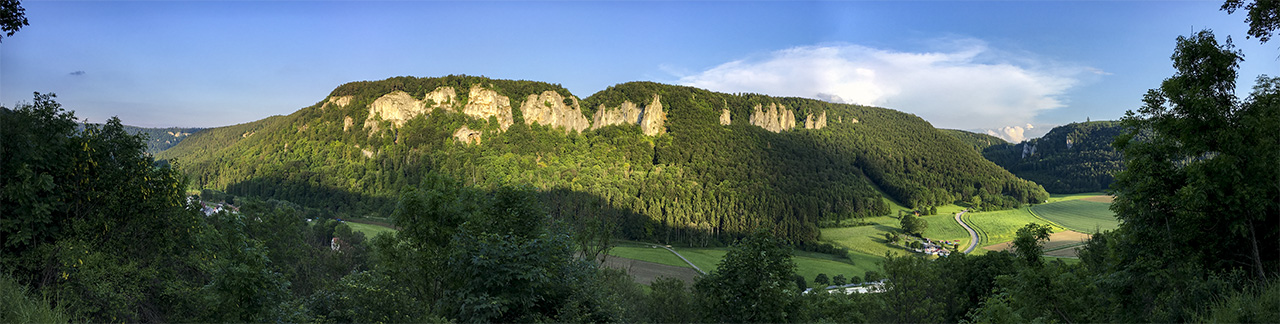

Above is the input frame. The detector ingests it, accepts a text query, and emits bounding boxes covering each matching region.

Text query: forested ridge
[950,121,1124,193]
[159,76,1046,244]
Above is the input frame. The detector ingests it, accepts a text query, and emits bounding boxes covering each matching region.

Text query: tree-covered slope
[961,121,1124,194]
[159,76,1046,244]
[79,124,204,154]
[939,129,1006,153]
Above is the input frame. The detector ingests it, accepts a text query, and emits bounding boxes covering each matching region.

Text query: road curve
[955,210,979,254]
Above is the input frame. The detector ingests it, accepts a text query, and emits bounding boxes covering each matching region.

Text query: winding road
[955,210,979,254]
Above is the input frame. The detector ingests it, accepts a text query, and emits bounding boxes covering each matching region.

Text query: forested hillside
[159,75,1046,244]
[939,129,1006,153]
[78,124,203,154]
[958,121,1123,193]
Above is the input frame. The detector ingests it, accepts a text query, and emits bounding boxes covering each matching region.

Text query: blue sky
[2,1,1275,141]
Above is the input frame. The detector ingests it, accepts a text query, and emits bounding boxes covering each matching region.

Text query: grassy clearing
[608,244,692,268]
[963,207,1066,248]
[1031,200,1119,234]
[343,221,396,239]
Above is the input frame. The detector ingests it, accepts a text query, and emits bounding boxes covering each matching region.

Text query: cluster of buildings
[804,280,888,295]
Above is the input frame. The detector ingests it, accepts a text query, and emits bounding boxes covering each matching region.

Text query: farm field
[608,244,691,268]
[612,244,876,288]
[1031,199,1119,234]
[982,230,1091,257]
[821,212,973,257]
[344,221,396,239]
[1043,192,1108,204]
[962,207,1066,249]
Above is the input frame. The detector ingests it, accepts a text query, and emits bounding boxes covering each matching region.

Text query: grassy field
[1031,200,1119,234]
[611,243,878,288]
[962,207,1066,248]
[1043,192,1108,204]
[608,244,691,268]
[820,212,973,257]
[344,221,396,239]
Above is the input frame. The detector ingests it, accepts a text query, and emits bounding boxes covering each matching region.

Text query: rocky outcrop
[343,116,354,132]
[520,91,590,133]
[804,111,828,130]
[454,125,482,145]
[591,94,666,136]
[749,103,797,132]
[365,88,455,129]
[322,95,353,110]
[720,108,732,125]
[639,95,665,136]
[463,85,514,131]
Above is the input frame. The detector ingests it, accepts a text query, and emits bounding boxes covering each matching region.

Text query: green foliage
[1111,29,1278,282]
[814,273,830,286]
[900,213,929,235]
[1011,223,1052,267]
[646,277,699,323]
[695,229,798,323]
[1195,278,1280,323]
[0,273,69,323]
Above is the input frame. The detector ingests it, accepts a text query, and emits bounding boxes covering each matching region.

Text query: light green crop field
[962,208,1065,247]
[1031,200,1120,234]
[344,221,396,239]
[1043,192,1107,204]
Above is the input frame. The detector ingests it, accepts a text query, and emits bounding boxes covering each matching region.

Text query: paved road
[955,210,979,254]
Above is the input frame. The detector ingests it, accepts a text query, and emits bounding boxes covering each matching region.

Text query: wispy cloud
[69,71,86,76]
[677,40,1091,142]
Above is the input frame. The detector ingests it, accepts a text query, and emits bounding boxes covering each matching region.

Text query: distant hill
[939,129,1007,152]
[947,121,1123,194]
[159,75,1047,244]
[80,123,204,155]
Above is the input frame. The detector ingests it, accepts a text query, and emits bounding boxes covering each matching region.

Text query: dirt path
[956,210,979,254]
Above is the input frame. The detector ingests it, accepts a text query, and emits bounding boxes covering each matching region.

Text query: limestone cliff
[804,111,828,130]
[749,103,797,132]
[463,85,515,131]
[591,94,666,136]
[520,91,590,133]
[720,108,732,125]
[454,125,482,145]
[364,88,455,129]
[322,95,353,110]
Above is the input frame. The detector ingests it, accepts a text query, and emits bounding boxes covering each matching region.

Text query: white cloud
[677,41,1088,142]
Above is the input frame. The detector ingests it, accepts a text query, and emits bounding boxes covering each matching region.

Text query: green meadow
[1031,200,1120,234]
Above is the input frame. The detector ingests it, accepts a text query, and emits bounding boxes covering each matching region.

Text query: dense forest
[75,124,203,155]
[964,121,1124,193]
[158,76,1046,245]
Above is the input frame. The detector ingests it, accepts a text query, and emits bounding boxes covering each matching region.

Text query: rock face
[343,116,354,132]
[749,103,797,132]
[365,88,455,128]
[720,108,732,125]
[454,125,482,145]
[322,95,353,110]
[520,91,590,133]
[463,85,514,131]
[591,94,666,136]
[804,111,828,130]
